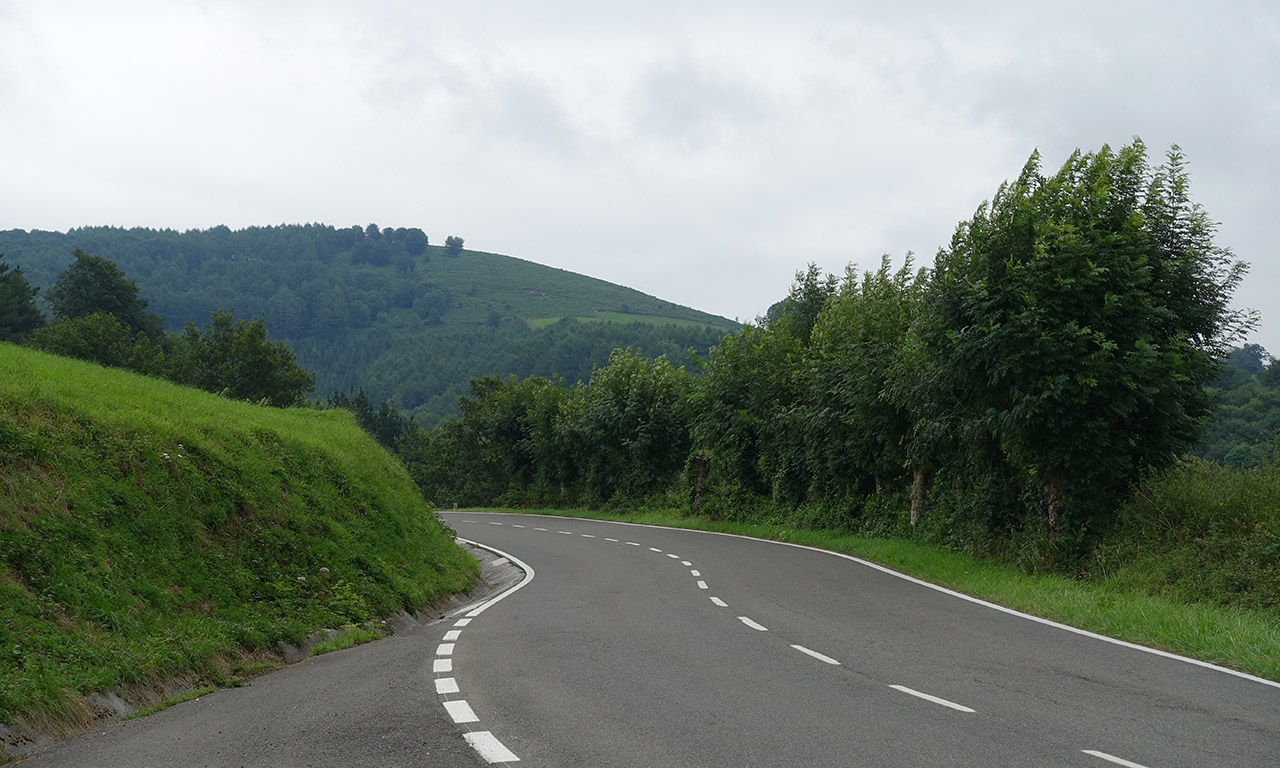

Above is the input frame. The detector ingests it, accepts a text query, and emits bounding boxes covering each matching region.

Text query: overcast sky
[3,1,1276,352]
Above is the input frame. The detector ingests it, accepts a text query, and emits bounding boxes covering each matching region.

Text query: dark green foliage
[329,388,411,450]
[44,249,163,341]
[444,235,465,256]
[26,313,165,374]
[168,310,316,407]
[926,142,1252,537]
[1196,351,1280,467]
[0,258,45,341]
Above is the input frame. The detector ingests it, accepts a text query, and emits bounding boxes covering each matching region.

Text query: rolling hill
[0,225,738,424]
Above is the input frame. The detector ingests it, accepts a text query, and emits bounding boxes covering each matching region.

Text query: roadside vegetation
[0,345,477,755]
[400,141,1279,678]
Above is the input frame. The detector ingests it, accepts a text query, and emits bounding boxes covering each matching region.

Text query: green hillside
[0,344,477,748]
[0,226,737,425]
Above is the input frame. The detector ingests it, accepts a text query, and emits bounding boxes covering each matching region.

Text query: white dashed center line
[433,658,453,673]
[649,547,663,552]
[710,597,728,607]
[791,644,841,665]
[1082,750,1151,768]
[605,538,618,542]
[443,629,461,641]
[534,527,547,531]
[465,731,521,764]
[454,618,472,627]
[680,560,692,566]
[436,643,455,656]
[889,685,975,713]
[435,677,460,695]
[444,700,480,723]
[627,541,640,546]
[738,616,768,631]
[690,569,700,577]
[697,580,708,590]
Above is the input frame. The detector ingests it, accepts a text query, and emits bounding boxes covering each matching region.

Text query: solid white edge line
[454,538,537,619]
[435,677,460,695]
[444,699,480,723]
[441,513,1280,690]
[465,731,521,763]
[1082,750,1151,768]
[889,685,975,713]
[791,644,842,665]
[738,616,768,631]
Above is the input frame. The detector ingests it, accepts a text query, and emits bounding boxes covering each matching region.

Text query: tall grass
[0,344,478,738]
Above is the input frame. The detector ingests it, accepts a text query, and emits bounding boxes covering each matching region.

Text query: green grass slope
[0,344,477,741]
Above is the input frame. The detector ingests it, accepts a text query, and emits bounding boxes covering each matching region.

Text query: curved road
[439,512,1279,767]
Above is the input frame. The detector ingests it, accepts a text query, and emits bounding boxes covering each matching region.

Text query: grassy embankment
[470,502,1280,684]
[0,344,478,751]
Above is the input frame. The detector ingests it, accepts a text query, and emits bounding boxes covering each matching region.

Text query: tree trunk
[910,461,938,529]
[1045,466,1067,540]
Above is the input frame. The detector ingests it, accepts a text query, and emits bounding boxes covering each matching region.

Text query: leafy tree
[0,258,45,342]
[329,388,411,449]
[44,249,163,340]
[444,235,465,256]
[169,310,315,407]
[808,257,924,501]
[929,141,1253,537]
[26,312,164,373]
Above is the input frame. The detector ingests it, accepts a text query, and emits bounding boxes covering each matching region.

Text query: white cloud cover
[3,0,1276,349]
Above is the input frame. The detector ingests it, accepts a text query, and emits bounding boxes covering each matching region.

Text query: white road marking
[690,569,701,577]
[581,534,596,538]
[697,580,708,590]
[461,520,477,523]
[889,685,975,713]
[433,658,453,673]
[444,700,480,723]
[443,630,462,641]
[511,524,525,528]
[490,557,509,566]
[454,618,472,627]
[738,616,768,631]
[436,643,455,656]
[680,561,692,566]
[649,547,663,552]
[1082,750,1151,768]
[435,677,460,695]
[465,731,521,763]
[559,531,573,535]
[533,527,547,531]
[456,540,537,619]
[710,597,728,607]
[667,553,679,559]
[627,542,640,546]
[605,538,618,542]
[489,522,503,525]
[791,644,841,665]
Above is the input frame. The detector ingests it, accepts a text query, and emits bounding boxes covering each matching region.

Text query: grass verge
[0,344,479,748]
[123,687,218,722]
[462,507,1280,684]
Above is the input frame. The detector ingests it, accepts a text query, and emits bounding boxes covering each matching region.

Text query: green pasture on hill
[527,312,724,330]
[0,344,477,741]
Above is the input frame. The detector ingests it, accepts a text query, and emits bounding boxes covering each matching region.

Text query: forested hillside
[0,225,735,424]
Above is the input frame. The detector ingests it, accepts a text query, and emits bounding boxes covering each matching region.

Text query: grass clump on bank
[474,503,1280,684]
[0,344,478,742]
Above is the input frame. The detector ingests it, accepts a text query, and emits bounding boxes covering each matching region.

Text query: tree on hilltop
[444,235,465,256]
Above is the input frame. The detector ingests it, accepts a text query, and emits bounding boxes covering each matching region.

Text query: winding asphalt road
[22,512,1279,766]
[437,512,1279,767]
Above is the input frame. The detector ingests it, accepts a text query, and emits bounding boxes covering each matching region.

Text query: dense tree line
[0,223,734,425]
[409,142,1255,561]
[2,250,313,407]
